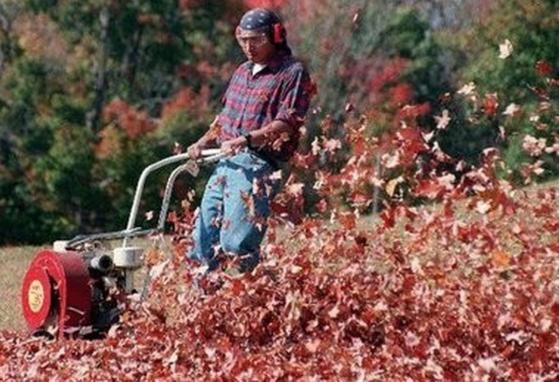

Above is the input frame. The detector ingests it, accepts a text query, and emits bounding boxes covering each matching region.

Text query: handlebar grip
[197,153,226,163]
[200,148,222,157]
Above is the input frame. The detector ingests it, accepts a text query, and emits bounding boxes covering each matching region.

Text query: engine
[21,244,144,338]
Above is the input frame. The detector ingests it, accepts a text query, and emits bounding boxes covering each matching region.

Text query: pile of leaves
[1,176,557,380]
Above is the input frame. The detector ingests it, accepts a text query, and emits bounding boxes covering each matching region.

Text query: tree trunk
[0,2,22,75]
[123,25,144,91]
[86,6,111,132]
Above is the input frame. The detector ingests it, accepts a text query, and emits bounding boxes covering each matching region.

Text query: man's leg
[219,154,280,272]
[188,166,225,271]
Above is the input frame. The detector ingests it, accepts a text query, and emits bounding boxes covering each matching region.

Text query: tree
[0,1,243,243]
[438,0,558,179]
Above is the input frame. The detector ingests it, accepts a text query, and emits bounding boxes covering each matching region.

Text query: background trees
[0,0,241,243]
[0,0,557,244]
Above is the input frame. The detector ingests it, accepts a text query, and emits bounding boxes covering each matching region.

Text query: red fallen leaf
[215,335,232,353]
[323,138,342,154]
[475,200,492,214]
[349,190,372,207]
[398,102,431,120]
[395,128,430,164]
[396,204,418,221]
[503,102,521,116]
[490,249,511,268]
[402,274,416,292]
[354,233,368,248]
[286,182,305,197]
[380,206,396,228]
[229,279,246,296]
[475,186,518,215]
[328,304,340,318]
[304,338,322,354]
[315,198,329,213]
[4,115,558,382]
[381,151,401,169]
[338,211,357,230]
[172,141,183,154]
[431,141,454,163]
[544,218,558,232]
[434,109,451,130]
[291,152,316,169]
[413,174,455,200]
[396,126,423,141]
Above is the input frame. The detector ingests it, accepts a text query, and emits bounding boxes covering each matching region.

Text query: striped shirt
[217,53,313,162]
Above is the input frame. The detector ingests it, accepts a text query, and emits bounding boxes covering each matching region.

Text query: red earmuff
[272,23,285,44]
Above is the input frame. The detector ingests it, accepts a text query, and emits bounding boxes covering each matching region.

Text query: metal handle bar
[156,150,226,231]
[122,149,225,246]
[66,227,157,249]
[65,149,226,250]
[157,157,219,232]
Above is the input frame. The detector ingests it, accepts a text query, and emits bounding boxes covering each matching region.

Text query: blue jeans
[188,151,281,272]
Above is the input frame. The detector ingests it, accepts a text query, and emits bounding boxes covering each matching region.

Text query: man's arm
[249,120,292,150]
[221,120,291,154]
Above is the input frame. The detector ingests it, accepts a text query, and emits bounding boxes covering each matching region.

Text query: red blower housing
[21,250,92,336]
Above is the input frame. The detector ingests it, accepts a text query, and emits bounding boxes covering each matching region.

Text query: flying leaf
[522,135,546,156]
[502,103,520,116]
[385,176,404,197]
[475,200,492,214]
[434,109,451,130]
[498,39,513,59]
[457,82,476,95]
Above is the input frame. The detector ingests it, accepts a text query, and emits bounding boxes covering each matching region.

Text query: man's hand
[221,136,248,155]
[187,143,202,159]
[187,116,223,159]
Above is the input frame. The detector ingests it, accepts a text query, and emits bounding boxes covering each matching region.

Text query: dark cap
[239,8,281,31]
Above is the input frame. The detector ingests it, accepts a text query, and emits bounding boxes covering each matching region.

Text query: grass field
[0,245,40,333]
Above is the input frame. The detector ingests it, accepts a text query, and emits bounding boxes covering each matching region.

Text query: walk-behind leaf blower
[21,149,225,338]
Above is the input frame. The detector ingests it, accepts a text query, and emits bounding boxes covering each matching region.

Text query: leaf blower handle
[198,148,227,163]
[121,148,226,246]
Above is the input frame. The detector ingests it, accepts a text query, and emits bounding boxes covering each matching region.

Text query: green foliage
[294,2,450,135]
[0,1,242,244]
[382,7,449,104]
[439,0,558,179]
[459,0,557,99]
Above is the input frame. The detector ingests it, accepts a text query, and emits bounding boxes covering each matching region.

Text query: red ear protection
[272,23,285,44]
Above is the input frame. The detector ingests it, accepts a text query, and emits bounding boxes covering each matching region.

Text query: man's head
[236,8,289,64]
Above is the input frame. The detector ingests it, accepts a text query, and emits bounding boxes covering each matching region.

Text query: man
[186,8,313,273]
